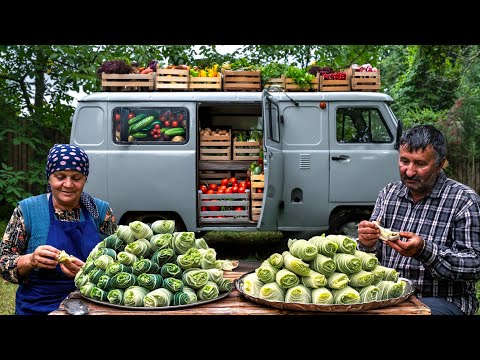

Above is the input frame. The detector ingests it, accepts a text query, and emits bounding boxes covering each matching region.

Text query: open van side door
[257,90,284,230]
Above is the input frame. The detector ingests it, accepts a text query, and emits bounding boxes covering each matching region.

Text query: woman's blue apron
[15,195,100,315]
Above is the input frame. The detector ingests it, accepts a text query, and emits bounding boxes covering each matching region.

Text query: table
[49,261,431,315]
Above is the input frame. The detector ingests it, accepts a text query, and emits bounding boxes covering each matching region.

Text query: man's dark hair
[399,124,447,166]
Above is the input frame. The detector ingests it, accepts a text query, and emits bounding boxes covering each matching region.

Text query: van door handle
[332,155,350,161]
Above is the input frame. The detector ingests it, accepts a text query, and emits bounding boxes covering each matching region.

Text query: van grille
[299,154,311,169]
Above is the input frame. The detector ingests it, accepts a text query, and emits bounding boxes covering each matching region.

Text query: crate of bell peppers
[189,65,222,91]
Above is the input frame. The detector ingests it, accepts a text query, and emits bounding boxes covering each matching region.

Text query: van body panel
[70,91,400,235]
[274,102,330,231]
[328,101,399,203]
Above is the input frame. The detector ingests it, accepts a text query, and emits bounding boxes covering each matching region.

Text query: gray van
[70,89,401,238]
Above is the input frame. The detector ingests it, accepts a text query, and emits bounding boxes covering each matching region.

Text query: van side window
[336,107,392,143]
[113,107,188,144]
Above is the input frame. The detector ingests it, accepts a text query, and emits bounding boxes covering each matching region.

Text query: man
[357,124,480,315]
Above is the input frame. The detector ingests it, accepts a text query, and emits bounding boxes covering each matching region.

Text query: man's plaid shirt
[358,171,480,315]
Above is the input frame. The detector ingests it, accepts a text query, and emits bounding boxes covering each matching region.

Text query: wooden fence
[450,160,480,195]
[1,120,68,194]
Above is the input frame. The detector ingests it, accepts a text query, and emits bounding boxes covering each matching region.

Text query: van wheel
[329,210,371,239]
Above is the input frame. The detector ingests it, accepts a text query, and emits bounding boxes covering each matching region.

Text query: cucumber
[141,120,162,132]
[131,132,148,139]
[129,115,155,133]
[127,113,147,126]
[164,127,185,137]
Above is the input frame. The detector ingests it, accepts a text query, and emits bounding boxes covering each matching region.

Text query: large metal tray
[235,271,415,313]
[77,288,232,311]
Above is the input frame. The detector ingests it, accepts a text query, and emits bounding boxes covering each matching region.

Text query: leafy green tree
[389,45,465,118]
[239,45,383,70]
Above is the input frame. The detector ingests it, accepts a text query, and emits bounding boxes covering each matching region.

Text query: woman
[0,144,118,315]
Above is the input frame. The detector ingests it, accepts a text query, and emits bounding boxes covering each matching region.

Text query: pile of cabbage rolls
[74,220,235,307]
[244,234,408,305]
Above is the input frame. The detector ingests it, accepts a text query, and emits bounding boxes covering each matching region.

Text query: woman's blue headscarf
[46,144,99,221]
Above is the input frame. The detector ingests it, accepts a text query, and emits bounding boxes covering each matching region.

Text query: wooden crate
[234,171,248,181]
[198,190,250,224]
[200,130,231,160]
[155,68,189,91]
[189,74,222,91]
[285,73,319,92]
[263,75,285,90]
[351,69,381,91]
[199,170,232,185]
[222,69,261,91]
[250,174,264,222]
[233,140,261,160]
[101,73,155,91]
[319,68,352,92]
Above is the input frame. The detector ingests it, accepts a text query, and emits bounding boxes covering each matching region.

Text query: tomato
[257,188,263,193]
[128,113,135,119]
[238,186,246,193]
[199,184,208,194]
[178,113,184,121]
[232,185,239,193]
[208,183,218,191]
[219,185,227,191]
[171,120,179,127]
[234,206,244,211]
[239,181,246,188]
[154,124,160,130]
[115,113,121,121]
[221,178,229,187]
[217,188,225,194]
[225,187,233,194]
[207,189,215,195]
[164,120,170,127]
[208,200,220,211]
[201,206,207,211]
[245,180,251,189]
[229,177,237,186]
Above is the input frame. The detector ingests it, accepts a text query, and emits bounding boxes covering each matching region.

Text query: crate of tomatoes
[198,176,251,224]
[250,174,264,222]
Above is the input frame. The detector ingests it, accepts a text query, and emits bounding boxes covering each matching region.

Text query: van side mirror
[394,119,403,150]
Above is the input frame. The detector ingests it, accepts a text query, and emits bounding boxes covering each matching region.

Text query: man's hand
[387,232,425,258]
[357,220,381,248]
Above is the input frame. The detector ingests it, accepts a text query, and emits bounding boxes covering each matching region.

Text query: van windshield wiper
[266,85,298,106]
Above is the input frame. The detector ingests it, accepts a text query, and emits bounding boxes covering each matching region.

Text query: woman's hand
[357,220,381,248]
[59,256,85,278]
[30,245,60,270]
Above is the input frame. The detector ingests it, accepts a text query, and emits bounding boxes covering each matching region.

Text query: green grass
[0,280,17,315]
[0,220,17,315]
